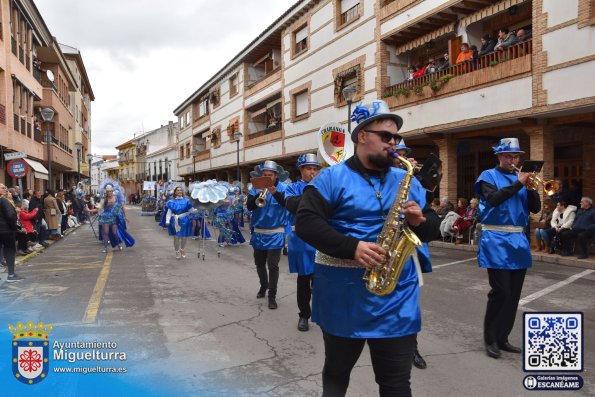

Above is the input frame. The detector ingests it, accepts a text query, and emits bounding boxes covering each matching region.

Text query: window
[179,146,184,160]
[211,127,222,148]
[186,142,191,158]
[229,73,238,97]
[247,50,281,86]
[333,58,364,106]
[185,111,190,126]
[295,91,308,117]
[198,97,209,118]
[194,135,206,152]
[293,25,308,56]
[290,82,311,121]
[247,97,282,135]
[209,87,221,108]
[338,0,360,27]
[227,118,240,141]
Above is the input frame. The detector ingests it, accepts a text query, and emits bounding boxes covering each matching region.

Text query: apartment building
[0,0,93,191]
[173,0,594,200]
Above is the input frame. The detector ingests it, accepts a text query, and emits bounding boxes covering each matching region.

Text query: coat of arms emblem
[8,321,52,385]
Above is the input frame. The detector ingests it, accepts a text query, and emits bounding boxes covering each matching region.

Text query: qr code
[524,312,582,372]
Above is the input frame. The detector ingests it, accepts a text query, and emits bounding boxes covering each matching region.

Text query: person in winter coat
[559,197,595,258]
[44,190,61,239]
[549,201,577,254]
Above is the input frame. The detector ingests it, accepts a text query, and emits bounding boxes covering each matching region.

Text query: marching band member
[475,138,540,359]
[296,100,440,396]
[275,153,321,331]
[246,160,290,310]
[165,186,195,259]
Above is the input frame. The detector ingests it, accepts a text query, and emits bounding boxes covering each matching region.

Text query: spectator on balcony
[479,34,497,56]
[437,53,450,71]
[516,28,532,42]
[456,43,473,64]
[407,65,416,80]
[412,63,426,79]
[494,27,519,52]
[424,58,437,75]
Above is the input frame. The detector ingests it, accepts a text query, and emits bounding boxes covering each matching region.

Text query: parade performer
[274,153,321,331]
[247,160,290,310]
[165,186,196,259]
[97,179,133,253]
[159,182,176,228]
[475,138,540,359]
[296,100,440,396]
[190,208,211,240]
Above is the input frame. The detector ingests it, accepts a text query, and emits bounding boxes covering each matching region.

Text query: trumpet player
[475,138,541,359]
[296,100,440,397]
[247,160,289,310]
[270,153,321,332]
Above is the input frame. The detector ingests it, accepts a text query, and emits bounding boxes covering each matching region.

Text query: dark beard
[368,153,393,169]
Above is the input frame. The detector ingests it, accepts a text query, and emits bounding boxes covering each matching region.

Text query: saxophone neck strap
[352,154,387,219]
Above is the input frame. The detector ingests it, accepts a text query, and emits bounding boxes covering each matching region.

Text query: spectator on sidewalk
[0,184,22,282]
[559,197,594,259]
[534,198,555,252]
[44,190,61,239]
[29,190,49,248]
[550,201,577,255]
[19,201,39,250]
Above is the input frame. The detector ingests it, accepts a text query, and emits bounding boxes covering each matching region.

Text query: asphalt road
[0,206,592,396]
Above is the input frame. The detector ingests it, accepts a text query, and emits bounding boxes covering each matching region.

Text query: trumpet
[255,189,268,207]
[513,166,560,196]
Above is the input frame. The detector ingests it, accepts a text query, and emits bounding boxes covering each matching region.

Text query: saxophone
[363,154,422,296]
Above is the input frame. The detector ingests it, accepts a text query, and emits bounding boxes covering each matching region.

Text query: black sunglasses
[363,129,401,144]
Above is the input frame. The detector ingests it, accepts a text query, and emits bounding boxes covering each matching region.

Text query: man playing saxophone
[296,100,440,397]
[247,160,289,310]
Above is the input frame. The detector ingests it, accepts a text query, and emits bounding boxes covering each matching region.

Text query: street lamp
[86,153,93,192]
[342,85,357,133]
[233,131,242,185]
[191,148,199,181]
[40,108,55,189]
[75,141,83,184]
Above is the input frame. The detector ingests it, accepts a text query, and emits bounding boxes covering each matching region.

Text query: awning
[396,22,456,55]
[24,158,49,180]
[460,0,530,29]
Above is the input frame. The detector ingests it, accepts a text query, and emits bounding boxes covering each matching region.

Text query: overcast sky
[35,0,297,154]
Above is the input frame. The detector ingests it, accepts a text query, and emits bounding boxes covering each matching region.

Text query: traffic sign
[4,151,27,161]
[7,159,29,179]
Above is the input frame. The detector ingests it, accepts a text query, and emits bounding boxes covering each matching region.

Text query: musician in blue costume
[96,180,135,253]
[296,100,440,397]
[246,160,289,310]
[475,138,540,359]
[165,186,195,259]
[273,153,321,332]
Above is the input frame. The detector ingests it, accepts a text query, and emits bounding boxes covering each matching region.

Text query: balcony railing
[247,122,282,140]
[33,67,41,82]
[34,128,42,143]
[385,40,532,99]
[246,66,281,88]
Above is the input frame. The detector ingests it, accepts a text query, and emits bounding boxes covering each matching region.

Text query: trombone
[513,166,560,196]
[255,189,268,207]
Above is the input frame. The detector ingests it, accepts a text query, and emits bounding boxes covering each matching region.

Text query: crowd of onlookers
[432,185,594,259]
[0,185,100,277]
[405,26,532,81]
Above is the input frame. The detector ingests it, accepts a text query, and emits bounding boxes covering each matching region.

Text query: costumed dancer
[247,160,290,310]
[295,100,441,396]
[165,186,195,259]
[475,138,540,358]
[190,208,212,240]
[225,185,246,245]
[276,153,321,331]
[96,179,134,253]
[159,181,176,228]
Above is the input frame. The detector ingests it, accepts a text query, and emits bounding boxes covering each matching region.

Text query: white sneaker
[33,243,43,249]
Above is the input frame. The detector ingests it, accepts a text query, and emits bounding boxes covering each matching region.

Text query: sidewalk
[13,223,86,266]
[430,240,595,270]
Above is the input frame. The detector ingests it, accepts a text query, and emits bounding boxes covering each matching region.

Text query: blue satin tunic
[475,168,532,270]
[249,182,289,250]
[310,163,426,338]
[165,198,194,237]
[286,181,316,276]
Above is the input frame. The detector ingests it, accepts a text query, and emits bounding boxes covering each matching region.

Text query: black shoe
[498,341,522,353]
[40,242,50,248]
[282,247,288,256]
[297,317,309,332]
[268,297,278,310]
[256,287,267,299]
[412,349,427,369]
[6,274,24,283]
[485,342,501,359]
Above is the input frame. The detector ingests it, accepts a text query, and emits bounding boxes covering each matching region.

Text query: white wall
[543,0,578,27]
[398,78,533,132]
[543,60,595,104]
[542,24,595,66]
[380,0,450,36]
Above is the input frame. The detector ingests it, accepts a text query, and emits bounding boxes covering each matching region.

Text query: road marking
[433,257,476,269]
[519,269,594,307]
[82,252,113,323]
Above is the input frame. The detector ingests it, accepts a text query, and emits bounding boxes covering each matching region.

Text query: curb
[429,241,595,270]
[15,225,82,267]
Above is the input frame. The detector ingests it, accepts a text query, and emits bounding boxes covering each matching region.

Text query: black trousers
[322,331,416,397]
[297,274,313,319]
[0,232,16,275]
[560,229,593,255]
[484,268,527,345]
[253,248,281,297]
